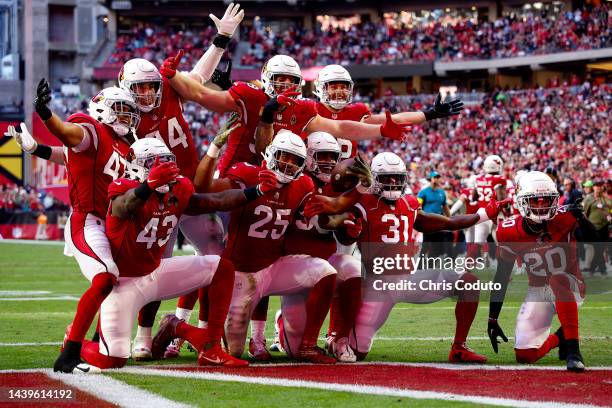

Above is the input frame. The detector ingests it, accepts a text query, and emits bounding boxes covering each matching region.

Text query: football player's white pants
[99,255,221,358]
[225,255,337,357]
[464,224,476,243]
[63,212,119,280]
[162,213,225,258]
[474,219,493,243]
[515,277,584,350]
[349,269,465,355]
[328,253,362,283]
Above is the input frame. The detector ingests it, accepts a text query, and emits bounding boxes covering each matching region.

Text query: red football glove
[276,85,301,107]
[342,213,363,239]
[380,111,413,141]
[485,197,513,222]
[258,169,280,193]
[159,50,184,79]
[146,158,180,190]
[304,194,336,218]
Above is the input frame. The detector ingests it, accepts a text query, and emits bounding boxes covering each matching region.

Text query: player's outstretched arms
[303,188,364,218]
[111,161,180,219]
[488,256,514,353]
[307,111,412,142]
[364,111,426,125]
[5,123,65,165]
[35,79,84,148]
[189,3,243,84]
[160,51,238,113]
[254,86,300,157]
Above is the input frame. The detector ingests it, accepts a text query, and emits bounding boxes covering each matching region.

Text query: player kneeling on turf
[488,171,598,372]
[79,138,271,370]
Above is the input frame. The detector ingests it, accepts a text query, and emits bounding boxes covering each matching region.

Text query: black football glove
[35,78,52,121]
[211,60,233,91]
[487,318,508,353]
[566,197,585,220]
[422,93,464,121]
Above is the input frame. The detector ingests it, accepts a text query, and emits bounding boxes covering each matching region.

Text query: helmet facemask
[127,80,163,112]
[111,101,141,138]
[322,80,353,110]
[267,149,306,184]
[374,172,407,201]
[517,193,558,223]
[126,149,176,193]
[309,150,340,183]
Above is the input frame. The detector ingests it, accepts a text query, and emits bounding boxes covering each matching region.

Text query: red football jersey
[496,211,582,287]
[64,113,130,218]
[316,102,371,158]
[223,162,314,272]
[284,175,338,259]
[354,194,421,245]
[475,174,506,208]
[460,188,479,214]
[137,77,199,180]
[217,82,318,177]
[106,176,194,277]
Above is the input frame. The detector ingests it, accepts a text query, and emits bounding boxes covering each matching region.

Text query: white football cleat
[132,336,153,361]
[72,363,102,374]
[333,337,356,363]
[269,310,284,353]
[164,338,184,359]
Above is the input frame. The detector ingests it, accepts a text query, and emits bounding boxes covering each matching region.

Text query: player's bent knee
[91,272,117,296]
[328,254,361,282]
[215,257,234,276]
[515,348,539,364]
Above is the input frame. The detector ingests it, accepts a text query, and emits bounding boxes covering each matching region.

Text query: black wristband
[134,182,154,201]
[32,144,52,160]
[261,98,280,124]
[37,106,52,121]
[244,186,263,201]
[213,34,231,49]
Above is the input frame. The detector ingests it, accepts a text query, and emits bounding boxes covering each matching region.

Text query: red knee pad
[515,348,539,364]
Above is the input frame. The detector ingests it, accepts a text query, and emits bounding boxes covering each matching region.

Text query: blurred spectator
[559,178,582,207]
[583,180,611,276]
[418,171,451,257]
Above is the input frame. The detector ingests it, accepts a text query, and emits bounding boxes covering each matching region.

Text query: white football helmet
[306,132,341,183]
[119,58,163,112]
[88,87,140,139]
[264,131,307,184]
[261,55,303,98]
[515,171,559,223]
[483,155,503,174]
[371,152,407,201]
[313,64,354,110]
[125,138,176,193]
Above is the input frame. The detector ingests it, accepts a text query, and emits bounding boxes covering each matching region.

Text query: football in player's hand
[331,157,359,193]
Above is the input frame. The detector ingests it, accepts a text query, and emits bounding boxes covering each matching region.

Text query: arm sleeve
[190,44,225,85]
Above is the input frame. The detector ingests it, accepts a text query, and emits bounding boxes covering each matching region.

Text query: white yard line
[119,367,607,408]
[0,239,66,246]
[0,296,80,301]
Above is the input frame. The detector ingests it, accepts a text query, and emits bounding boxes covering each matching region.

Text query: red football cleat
[248,338,272,361]
[295,345,336,364]
[198,344,249,367]
[151,314,181,359]
[449,342,488,363]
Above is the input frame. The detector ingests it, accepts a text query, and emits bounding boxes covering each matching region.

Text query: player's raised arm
[35,79,85,148]
[188,2,243,85]
[364,93,464,125]
[306,111,412,142]
[193,114,241,193]
[254,86,301,157]
[160,51,238,113]
[5,122,65,165]
[110,159,180,219]
[413,197,512,233]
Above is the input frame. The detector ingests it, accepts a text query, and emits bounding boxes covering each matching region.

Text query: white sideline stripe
[0,296,79,301]
[0,239,65,246]
[49,369,193,408]
[119,367,605,408]
[0,291,52,296]
[0,342,62,347]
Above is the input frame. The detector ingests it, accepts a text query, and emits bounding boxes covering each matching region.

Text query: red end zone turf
[154,364,612,406]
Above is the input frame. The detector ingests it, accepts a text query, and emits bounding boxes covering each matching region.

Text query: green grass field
[1,242,611,407]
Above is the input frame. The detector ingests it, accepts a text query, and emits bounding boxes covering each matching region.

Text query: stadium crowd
[0,184,69,215]
[241,5,611,67]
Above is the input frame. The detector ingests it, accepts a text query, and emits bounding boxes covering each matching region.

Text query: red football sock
[177,290,199,310]
[466,243,480,260]
[327,296,342,337]
[550,275,579,340]
[138,301,161,328]
[68,273,116,343]
[515,333,560,363]
[205,258,235,342]
[81,340,127,369]
[198,287,209,322]
[335,277,362,339]
[301,274,336,347]
[454,273,480,344]
[175,321,209,352]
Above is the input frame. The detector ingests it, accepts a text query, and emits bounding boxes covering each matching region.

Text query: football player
[313,64,464,158]
[488,171,597,372]
[450,175,480,259]
[33,81,139,373]
[79,137,276,370]
[474,155,507,246]
[306,152,510,362]
[195,130,339,363]
[158,52,413,178]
